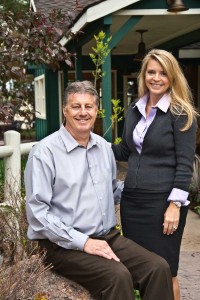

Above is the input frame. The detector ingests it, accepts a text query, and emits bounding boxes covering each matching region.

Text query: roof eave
[60,0,141,46]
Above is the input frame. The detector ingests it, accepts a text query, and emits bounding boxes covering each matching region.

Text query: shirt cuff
[167,188,190,206]
[70,229,89,251]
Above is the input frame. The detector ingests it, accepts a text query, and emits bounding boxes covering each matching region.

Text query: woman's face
[145,58,170,101]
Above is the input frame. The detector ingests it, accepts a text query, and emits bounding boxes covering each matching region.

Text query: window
[34,74,46,119]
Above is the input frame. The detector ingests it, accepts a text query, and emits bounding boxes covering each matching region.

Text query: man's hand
[83,238,120,262]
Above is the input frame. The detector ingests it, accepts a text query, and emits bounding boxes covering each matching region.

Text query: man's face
[63,92,98,138]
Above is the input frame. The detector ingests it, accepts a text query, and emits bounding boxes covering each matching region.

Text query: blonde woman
[112,49,197,300]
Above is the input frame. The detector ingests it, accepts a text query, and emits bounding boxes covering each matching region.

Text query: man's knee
[91,263,134,300]
[116,263,132,280]
[149,253,171,276]
[106,262,133,287]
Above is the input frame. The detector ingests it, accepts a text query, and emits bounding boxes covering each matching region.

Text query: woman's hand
[163,202,180,235]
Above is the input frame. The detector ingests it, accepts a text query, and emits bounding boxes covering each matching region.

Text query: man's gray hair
[63,81,99,107]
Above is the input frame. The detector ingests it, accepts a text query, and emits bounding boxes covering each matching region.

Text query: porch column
[75,47,83,81]
[102,15,112,142]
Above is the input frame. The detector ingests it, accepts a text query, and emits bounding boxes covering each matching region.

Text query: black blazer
[112,103,197,192]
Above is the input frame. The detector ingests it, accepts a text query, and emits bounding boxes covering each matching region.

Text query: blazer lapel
[126,105,141,151]
[144,109,166,141]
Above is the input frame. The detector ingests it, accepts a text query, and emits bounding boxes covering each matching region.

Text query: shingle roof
[33,0,106,19]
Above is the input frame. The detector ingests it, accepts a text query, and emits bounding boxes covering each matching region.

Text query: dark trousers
[38,229,174,300]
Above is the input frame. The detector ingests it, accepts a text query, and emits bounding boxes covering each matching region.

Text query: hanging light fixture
[166,0,189,12]
[134,29,148,62]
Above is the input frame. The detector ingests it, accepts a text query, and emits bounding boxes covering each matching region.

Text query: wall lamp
[134,29,148,62]
[167,0,189,12]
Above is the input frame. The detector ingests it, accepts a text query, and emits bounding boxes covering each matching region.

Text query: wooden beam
[110,16,142,49]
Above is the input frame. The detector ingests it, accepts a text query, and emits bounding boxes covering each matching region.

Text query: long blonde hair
[138,49,197,130]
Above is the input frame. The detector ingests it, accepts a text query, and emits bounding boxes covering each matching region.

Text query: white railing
[0,130,37,203]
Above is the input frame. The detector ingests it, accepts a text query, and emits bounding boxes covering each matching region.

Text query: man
[25,81,174,300]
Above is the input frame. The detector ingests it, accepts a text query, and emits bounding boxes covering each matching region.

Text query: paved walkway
[117,162,200,300]
[179,209,200,300]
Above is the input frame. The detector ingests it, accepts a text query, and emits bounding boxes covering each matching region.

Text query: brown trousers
[38,229,174,300]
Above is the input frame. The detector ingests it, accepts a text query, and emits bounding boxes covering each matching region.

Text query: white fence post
[4,130,21,202]
[0,130,37,204]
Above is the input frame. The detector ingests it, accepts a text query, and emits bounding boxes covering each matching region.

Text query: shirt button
[99,197,102,200]
[103,213,106,216]
[93,181,97,184]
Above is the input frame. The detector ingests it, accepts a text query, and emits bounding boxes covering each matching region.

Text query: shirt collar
[88,131,102,150]
[134,93,170,114]
[59,124,100,152]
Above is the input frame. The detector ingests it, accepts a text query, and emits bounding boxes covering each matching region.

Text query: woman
[112,49,197,300]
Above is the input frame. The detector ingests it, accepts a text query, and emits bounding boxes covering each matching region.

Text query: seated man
[25,80,174,300]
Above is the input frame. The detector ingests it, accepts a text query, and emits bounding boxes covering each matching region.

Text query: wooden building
[30,0,200,141]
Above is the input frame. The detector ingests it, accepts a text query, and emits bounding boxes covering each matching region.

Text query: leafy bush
[189,154,200,215]
[0,175,53,299]
[134,290,141,300]
[0,185,36,264]
[0,253,51,300]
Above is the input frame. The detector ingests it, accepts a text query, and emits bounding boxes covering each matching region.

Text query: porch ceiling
[115,15,199,55]
[82,11,200,55]
[32,1,200,56]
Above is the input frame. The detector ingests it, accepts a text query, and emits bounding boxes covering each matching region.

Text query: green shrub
[134,289,141,299]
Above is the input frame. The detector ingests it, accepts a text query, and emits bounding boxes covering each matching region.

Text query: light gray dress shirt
[25,125,123,251]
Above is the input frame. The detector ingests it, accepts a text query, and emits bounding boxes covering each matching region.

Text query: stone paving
[179,210,200,300]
